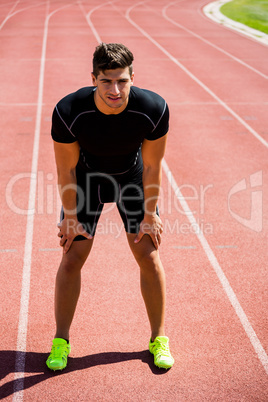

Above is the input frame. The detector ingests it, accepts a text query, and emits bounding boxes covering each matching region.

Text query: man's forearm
[143,165,162,216]
[58,169,78,219]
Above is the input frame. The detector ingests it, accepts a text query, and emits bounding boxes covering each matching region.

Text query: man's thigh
[74,167,104,238]
[116,174,144,234]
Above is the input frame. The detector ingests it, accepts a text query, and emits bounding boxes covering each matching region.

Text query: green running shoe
[46,338,71,371]
[149,336,174,369]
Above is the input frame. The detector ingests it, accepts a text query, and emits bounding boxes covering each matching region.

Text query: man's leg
[126,232,174,369]
[47,238,94,371]
[54,238,94,341]
[126,233,166,341]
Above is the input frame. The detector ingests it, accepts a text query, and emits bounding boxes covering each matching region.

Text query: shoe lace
[154,339,171,358]
[51,344,66,359]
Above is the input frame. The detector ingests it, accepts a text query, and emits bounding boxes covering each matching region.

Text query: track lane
[12,1,50,399]
[165,0,268,75]
[162,1,268,80]
[0,1,49,400]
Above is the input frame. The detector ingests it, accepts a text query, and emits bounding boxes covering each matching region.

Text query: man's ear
[130,72,134,85]
[91,73,97,86]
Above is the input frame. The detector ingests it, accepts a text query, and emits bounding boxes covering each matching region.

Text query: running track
[0,0,268,400]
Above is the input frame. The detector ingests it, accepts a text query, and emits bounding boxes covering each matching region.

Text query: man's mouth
[108,96,121,101]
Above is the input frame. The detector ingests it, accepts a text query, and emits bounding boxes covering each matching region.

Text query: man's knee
[135,248,161,270]
[60,255,85,273]
[59,240,92,272]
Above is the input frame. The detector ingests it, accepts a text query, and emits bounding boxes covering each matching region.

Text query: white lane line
[77,0,101,43]
[0,0,20,31]
[12,3,74,401]
[77,0,114,44]
[39,248,60,251]
[0,1,47,32]
[162,1,268,80]
[216,245,238,249]
[173,245,196,249]
[12,1,49,399]
[125,2,268,149]
[162,159,268,375]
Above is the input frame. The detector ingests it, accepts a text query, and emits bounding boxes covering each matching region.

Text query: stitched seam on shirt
[127,110,155,130]
[55,105,76,138]
[98,184,104,205]
[102,167,132,175]
[151,101,166,133]
[118,184,122,203]
[70,110,96,130]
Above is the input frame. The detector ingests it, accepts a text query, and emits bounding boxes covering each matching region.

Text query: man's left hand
[134,213,163,249]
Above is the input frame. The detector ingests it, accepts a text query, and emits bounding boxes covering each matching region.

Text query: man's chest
[71,111,152,156]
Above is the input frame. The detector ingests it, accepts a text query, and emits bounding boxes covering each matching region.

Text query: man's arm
[53,141,92,253]
[134,133,168,249]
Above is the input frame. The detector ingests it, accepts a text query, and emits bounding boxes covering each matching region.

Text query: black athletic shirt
[51,86,169,175]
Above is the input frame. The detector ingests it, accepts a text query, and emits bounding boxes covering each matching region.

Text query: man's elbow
[57,167,76,182]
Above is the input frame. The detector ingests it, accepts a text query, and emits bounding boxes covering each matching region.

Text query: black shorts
[61,162,146,240]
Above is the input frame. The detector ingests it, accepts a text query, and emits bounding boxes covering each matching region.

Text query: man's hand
[134,213,163,249]
[57,218,92,254]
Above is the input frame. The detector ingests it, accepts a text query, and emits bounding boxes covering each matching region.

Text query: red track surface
[0,0,267,400]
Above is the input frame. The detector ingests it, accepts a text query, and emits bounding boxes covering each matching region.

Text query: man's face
[91,67,134,115]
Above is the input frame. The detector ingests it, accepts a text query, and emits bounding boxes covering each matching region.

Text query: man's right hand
[57,218,92,254]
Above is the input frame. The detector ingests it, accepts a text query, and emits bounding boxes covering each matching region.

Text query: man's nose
[110,82,120,95]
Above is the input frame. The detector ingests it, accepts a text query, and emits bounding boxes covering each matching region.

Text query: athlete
[46,43,174,370]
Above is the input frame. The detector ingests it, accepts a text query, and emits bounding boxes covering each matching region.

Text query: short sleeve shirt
[51,86,169,174]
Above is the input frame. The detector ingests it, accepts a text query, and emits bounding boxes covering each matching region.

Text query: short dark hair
[92,43,134,77]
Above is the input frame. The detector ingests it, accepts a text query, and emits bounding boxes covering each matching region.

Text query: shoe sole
[154,363,173,369]
[46,360,68,371]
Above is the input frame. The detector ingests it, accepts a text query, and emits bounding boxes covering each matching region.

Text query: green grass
[220,0,268,34]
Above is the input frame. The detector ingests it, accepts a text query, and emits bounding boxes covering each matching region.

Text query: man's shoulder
[129,86,167,123]
[129,87,169,140]
[129,86,166,113]
[56,86,95,117]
